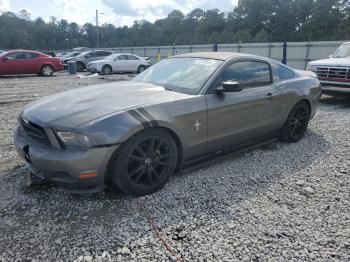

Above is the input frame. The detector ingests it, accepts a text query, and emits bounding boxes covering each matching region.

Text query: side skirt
[181,132,280,174]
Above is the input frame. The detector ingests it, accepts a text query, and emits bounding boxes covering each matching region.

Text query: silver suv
[69,50,113,72]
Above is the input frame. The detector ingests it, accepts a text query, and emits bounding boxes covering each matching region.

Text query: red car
[0,50,63,77]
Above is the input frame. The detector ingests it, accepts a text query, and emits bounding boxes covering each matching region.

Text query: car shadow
[0,128,329,259]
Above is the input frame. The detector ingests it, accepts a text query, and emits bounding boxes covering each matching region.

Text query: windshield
[133,57,223,95]
[332,43,350,58]
[0,51,10,57]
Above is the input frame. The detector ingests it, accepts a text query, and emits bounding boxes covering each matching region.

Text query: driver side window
[214,60,272,89]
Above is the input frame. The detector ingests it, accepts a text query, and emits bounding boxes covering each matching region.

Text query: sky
[0,0,238,27]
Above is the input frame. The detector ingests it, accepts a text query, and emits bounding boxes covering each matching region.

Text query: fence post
[157,47,161,62]
[144,47,146,57]
[305,42,312,69]
[268,42,272,58]
[282,42,287,65]
[190,45,192,53]
[237,42,241,53]
[131,47,134,54]
[213,43,218,52]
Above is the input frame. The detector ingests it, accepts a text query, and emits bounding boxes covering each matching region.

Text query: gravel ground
[0,73,349,261]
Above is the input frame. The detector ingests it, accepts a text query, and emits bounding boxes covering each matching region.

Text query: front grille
[19,118,50,145]
[316,66,350,80]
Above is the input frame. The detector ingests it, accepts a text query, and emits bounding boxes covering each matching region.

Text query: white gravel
[0,73,349,261]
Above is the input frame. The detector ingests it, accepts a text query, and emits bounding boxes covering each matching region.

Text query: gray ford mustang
[14,52,321,195]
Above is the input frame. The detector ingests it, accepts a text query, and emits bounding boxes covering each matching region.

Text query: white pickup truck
[307,42,350,96]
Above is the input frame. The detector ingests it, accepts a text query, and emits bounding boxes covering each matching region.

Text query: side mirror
[215,81,243,94]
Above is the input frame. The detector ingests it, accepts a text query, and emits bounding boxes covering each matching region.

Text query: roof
[172,52,257,61]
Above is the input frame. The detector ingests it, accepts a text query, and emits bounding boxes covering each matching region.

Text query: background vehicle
[87,53,150,74]
[0,50,63,76]
[14,52,320,195]
[307,42,350,96]
[59,51,82,69]
[42,51,56,57]
[69,50,113,72]
[56,52,68,57]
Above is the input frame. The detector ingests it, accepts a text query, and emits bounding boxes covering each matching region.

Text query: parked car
[87,53,151,74]
[42,51,56,57]
[69,50,113,72]
[0,50,63,76]
[60,51,82,69]
[14,52,321,195]
[56,52,69,57]
[307,42,350,96]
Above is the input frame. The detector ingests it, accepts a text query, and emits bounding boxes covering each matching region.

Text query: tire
[77,62,85,72]
[280,101,311,142]
[102,65,112,75]
[40,65,54,77]
[110,128,178,196]
[137,65,146,74]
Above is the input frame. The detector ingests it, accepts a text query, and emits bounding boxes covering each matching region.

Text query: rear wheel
[137,65,146,73]
[280,101,311,142]
[110,128,178,196]
[40,65,54,77]
[77,62,85,72]
[102,65,112,75]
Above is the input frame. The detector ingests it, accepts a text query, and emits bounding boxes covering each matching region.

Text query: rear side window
[219,61,272,88]
[278,66,295,80]
[24,53,38,59]
[127,55,139,60]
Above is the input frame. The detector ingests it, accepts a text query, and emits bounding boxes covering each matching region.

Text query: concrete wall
[103,41,345,69]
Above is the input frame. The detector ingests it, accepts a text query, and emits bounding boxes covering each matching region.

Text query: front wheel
[110,128,178,196]
[280,101,311,142]
[40,65,54,77]
[102,65,112,75]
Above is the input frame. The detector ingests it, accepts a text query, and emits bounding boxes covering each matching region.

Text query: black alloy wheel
[280,101,310,142]
[110,128,178,195]
[127,137,173,187]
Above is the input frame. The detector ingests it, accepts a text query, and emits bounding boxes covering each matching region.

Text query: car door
[205,60,281,153]
[96,51,112,61]
[126,55,140,72]
[0,53,17,74]
[113,55,129,72]
[0,52,24,74]
[84,51,99,64]
[22,52,40,74]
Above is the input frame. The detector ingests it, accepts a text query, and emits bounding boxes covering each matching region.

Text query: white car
[307,42,350,96]
[87,53,150,75]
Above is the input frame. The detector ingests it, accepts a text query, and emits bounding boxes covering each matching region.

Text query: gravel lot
[0,73,349,261]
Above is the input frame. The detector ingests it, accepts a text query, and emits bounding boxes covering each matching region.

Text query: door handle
[266,93,273,99]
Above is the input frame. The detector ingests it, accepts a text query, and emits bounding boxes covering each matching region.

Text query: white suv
[307,42,350,96]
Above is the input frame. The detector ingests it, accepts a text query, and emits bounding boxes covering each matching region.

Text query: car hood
[22,81,192,128]
[309,57,350,67]
[88,60,109,66]
[61,56,75,61]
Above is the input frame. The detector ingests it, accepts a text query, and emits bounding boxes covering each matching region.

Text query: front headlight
[306,63,316,72]
[56,131,92,148]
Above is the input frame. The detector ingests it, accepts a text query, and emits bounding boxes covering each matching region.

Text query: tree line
[0,0,349,51]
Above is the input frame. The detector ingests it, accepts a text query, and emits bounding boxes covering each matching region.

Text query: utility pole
[96,9,99,48]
